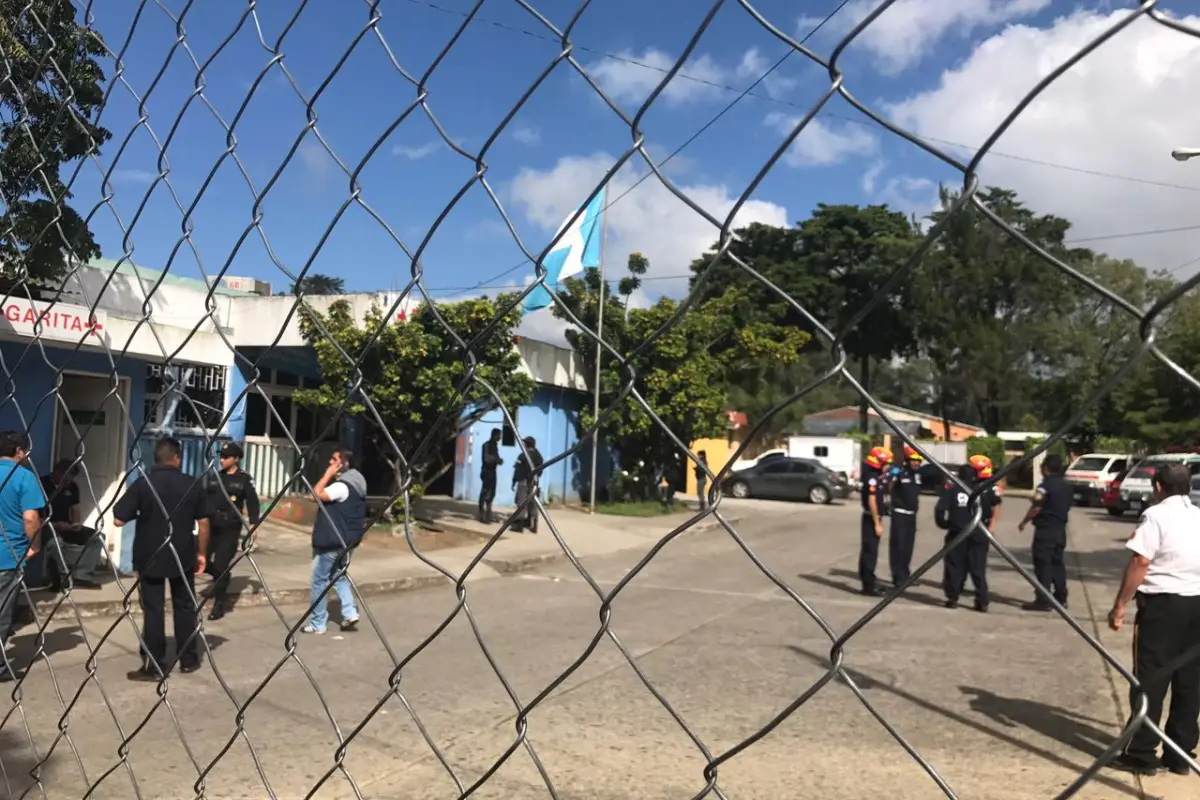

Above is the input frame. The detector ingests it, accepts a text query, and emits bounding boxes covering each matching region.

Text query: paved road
[0,499,1192,799]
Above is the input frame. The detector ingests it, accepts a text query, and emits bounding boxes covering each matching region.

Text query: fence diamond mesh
[0,0,1195,797]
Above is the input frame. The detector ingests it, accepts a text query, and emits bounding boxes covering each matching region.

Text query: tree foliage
[295,296,534,495]
[552,252,809,488]
[0,0,111,282]
[289,272,345,296]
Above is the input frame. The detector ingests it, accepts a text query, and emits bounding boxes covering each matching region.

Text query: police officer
[1018,453,1071,611]
[889,445,923,588]
[859,446,893,597]
[479,428,502,524]
[937,456,1001,612]
[206,442,261,621]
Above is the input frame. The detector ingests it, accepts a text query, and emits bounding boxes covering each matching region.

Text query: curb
[29,515,743,619]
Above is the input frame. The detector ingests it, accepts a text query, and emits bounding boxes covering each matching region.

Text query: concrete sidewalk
[26,502,748,618]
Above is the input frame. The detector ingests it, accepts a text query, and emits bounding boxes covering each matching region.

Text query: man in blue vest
[302,449,366,635]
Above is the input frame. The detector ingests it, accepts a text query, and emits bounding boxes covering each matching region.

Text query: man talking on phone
[302,449,366,635]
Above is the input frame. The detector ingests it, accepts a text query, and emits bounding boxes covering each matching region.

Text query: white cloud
[512,125,541,146]
[508,152,788,297]
[588,47,801,107]
[765,112,877,167]
[860,162,939,217]
[298,139,335,181]
[393,142,441,160]
[886,8,1200,273]
[111,168,157,184]
[800,0,1049,72]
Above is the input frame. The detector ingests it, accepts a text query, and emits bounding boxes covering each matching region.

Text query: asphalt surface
[0,499,1191,799]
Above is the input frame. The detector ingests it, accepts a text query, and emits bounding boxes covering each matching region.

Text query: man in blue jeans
[0,432,49,682]
[302,449,366,635]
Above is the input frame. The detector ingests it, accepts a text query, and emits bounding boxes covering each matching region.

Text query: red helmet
[865,447,893,469]
[903,445,923,462]
[969,454,993,479]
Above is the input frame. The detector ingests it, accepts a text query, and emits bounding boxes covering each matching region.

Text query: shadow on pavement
[785,644,1139,798]
[797,571,949,610]
[0,729,56,798]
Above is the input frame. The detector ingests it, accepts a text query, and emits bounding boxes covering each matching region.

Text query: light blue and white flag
[522,185,606,314]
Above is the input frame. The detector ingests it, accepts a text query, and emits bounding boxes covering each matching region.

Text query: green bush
[968,436,1006,470]
[1023,437,1068,462]
[1093,436,1141,455]
[838,431,876,451]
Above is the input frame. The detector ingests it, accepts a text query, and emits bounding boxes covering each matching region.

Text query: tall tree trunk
[939,374,952,444]
[858,355,871,434]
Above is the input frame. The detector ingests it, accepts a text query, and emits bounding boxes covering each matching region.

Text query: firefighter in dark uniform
[937,455,1002,612]
[1018,453,1071,611]
[889,445,923,588]
[206,442,261,620]
[858,446,893,597]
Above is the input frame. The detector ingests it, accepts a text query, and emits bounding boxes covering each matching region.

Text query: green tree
[295,295,534,498]
[689,206,922,433]
[0,1,111,282]
[553,255,808,491]
[289,272,345,295]
[911,187,1093,435]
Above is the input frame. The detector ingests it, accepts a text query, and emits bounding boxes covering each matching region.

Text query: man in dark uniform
[938,457,1001,612]
[205,443,260,621]
[478,428,502,524]
[889,445,923,588]
[1018,453,1071,611]
[113,437,212,680]
[512,436,544,534]
[859,446,893,597]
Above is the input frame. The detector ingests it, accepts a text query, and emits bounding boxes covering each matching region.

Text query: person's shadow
[960,686,1116,757]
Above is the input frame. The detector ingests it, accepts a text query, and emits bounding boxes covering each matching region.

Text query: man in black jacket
[478,428,502,524]
[205,443,261,621]
[512,436,544,534]
[303,449,366,635]
[937,459,1001,613]
[1018,453,1072,611]
[113,438,212,680]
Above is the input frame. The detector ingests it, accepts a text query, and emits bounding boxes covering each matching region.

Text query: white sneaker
[301,624,325,635]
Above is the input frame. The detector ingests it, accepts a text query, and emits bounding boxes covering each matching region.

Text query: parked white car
[1064,452,1131,508]
[1120,453,1200,517]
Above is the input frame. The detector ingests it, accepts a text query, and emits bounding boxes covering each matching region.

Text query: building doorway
[52,373,130,561]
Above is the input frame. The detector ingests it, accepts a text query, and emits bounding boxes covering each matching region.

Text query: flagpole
[588,196,608,514]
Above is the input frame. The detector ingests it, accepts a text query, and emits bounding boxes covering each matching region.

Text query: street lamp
[1172,147,1200,162]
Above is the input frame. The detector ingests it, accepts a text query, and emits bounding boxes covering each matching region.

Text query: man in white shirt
[1107,463,1200,776]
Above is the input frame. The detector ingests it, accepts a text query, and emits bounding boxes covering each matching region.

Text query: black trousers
[859,514,880,590]
[1125,592,1200,766]
[889,512,917,585]
[1032,526,1068,603]
[479,473,497,505]
[207,525,240,602]
[943,529,989,605]
[138,572,199,672]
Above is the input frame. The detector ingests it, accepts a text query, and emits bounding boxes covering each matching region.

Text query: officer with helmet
[859,446,894,597]
[889,445,923,588]
[937,455,1002,612]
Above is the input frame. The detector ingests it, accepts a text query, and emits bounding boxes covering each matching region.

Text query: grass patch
[594,501,675,517]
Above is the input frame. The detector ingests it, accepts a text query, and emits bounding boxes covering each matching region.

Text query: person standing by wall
[478,429,502,524]
[1106,463,1200,776]
[512,436,544,534]
[204,443,260,621]
[303,449,366,635]
[40,459,103,591]
[113,437,212,680]
[695,451,709,511]
[0,432,45,682]
[1018,453,1072,611]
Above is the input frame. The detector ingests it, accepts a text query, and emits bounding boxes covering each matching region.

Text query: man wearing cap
[204,442,260,621]
[889,446,923,589]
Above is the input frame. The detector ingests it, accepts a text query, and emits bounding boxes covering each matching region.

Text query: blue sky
[69,0,1200,307]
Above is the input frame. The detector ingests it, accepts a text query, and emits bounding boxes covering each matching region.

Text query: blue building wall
[453,385,611,507]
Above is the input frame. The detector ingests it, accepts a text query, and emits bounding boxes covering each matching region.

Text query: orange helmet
[903,445,923,462]
[865,447,893,469]
[969,454,993,479]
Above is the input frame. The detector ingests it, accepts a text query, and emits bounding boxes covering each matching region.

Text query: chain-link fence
[0,0,1197,797]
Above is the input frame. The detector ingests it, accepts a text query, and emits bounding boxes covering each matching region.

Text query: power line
[423,0,853,298]
[402,0,1200,194]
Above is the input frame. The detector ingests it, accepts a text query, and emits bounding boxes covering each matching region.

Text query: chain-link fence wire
[0,0,1194,796]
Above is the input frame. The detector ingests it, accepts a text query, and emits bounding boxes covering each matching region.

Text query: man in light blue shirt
[0,431,48,682]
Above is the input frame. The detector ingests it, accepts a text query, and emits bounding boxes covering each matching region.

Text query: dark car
[722,457,848,504]
[918,462,962,494]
